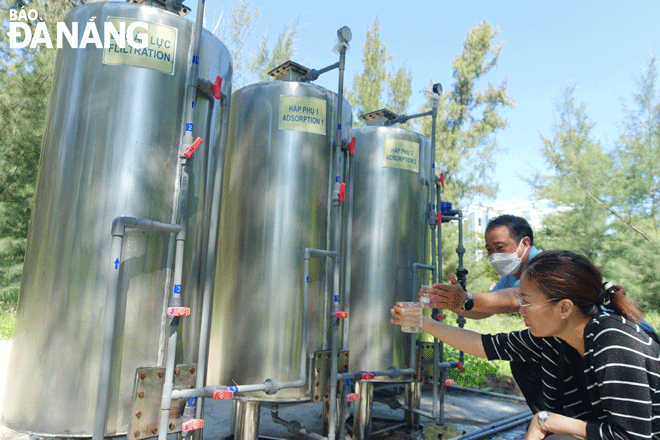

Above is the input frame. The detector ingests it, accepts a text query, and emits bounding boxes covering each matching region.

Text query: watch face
[539,411,549,420]
[463,298,474,311]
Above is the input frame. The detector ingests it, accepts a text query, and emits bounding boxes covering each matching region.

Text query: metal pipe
[411,263,435,373]
[92,217,182,440]
[159,160,191,440]
[454,412,533,440]
[297,61,341,83]
[271,406,327,440]
[327,34,349,440]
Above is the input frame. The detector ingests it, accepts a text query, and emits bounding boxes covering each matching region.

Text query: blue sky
[192,0,659,203]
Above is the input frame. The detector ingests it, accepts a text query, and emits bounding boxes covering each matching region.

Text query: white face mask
[489,240,525,277]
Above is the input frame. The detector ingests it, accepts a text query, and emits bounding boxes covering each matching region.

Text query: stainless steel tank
[1,2,232,436]
[207,79,351,400]
[348,124,432,373]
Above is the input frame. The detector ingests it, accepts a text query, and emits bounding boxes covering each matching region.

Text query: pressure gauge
[337,26,352,43]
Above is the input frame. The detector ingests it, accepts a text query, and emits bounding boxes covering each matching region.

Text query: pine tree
[420,19,514,206]
[348,16,412,125]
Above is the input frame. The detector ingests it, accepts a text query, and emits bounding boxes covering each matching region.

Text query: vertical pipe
[352,381,373,440]
[435,182,446,425]
[327,41,348,440]
[234,400,261,440]
[404,381,421,426]
[92,232,124,440]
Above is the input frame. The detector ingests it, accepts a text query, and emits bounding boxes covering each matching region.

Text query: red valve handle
[439,173,445,188]
[346,393,360,402]
[444,379,455,386]
[456,361,465,373]
[361,373,375,380]
[212,76,223,100]
[184,137,203,159]
[167,307,191,317]
[213,390,234,400]
[349,137,356,156]
[436,314,446,320]
[339,183,346,203]
[335,311,348,319]
[182,419,204,432]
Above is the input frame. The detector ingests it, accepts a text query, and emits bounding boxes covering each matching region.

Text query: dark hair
[522,250,642,322]
[485,215,534,246]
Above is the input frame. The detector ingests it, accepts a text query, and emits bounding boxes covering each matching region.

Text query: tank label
[383,139,419,172]
[102,18,177,75]
[279,96,326,135]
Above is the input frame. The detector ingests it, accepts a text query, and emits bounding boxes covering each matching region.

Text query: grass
[442,311,525,388]
[0,308,15,339]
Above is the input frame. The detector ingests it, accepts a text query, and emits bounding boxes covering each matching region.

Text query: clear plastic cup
[420,285,433,306]
[400,302,424,333]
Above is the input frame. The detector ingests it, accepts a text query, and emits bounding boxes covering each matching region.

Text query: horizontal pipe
[111,215,183,236]
[454,412,533,440]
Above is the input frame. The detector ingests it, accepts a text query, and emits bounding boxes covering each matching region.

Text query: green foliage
[419,20,514,206]
[531,58,660,308]
[250,17,300,82]
[347,16,413,126]
[0,0,81,315]
[441,311,525,388]
[213,0,260,87]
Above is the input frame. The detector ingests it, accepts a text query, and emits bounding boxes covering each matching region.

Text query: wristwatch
[462,291,474,311]
[538,410,549,433]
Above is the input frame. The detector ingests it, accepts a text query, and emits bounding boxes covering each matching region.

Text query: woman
[391,250,660,440]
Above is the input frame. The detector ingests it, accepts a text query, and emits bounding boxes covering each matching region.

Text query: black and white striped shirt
[481,311,660,440]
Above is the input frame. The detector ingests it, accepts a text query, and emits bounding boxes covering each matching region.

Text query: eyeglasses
[516,294,557,311]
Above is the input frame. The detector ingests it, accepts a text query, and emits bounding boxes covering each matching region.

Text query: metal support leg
[352,381,373,440]
[404,381,421,426]
[232,399,261,440]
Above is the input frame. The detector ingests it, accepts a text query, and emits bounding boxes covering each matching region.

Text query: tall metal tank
[348,112,432,373]
[1,2,232,436]
[207,66,352,401]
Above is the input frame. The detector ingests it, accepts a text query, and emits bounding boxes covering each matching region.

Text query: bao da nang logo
[8,8,149,49]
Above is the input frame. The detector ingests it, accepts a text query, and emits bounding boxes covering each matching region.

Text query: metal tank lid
[268,60,310,81]
[126,0,191,16]
[359,108,398,126]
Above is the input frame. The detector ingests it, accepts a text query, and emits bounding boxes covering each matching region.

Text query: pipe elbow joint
[111,216,136,236]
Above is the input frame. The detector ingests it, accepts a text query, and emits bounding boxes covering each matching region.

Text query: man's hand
[425,273,467,311]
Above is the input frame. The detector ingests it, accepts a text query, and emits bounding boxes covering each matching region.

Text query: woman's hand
[525,412,548,440]
[390,302,405,326]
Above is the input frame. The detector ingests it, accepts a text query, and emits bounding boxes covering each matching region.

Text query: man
[430,214,545,411]
[433,214,539,319]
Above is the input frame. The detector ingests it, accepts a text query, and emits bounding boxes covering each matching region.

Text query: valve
[439,173,445,188]
[167,307,191,317]
[212,76,223,100]
[182,419,204,432]
[361,372,375,380]
[334,311,348,319]
[213,389,234,400]
[456,361,465,373]
[346,393,359,402]
[436,211,442,227]
[184,137,203,159]
[338,183,346,203]
[348,137,356,156]
[436,313,446,321]
[444,379,455,386]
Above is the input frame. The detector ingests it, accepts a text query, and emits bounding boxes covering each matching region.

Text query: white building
[462,198,564,260]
